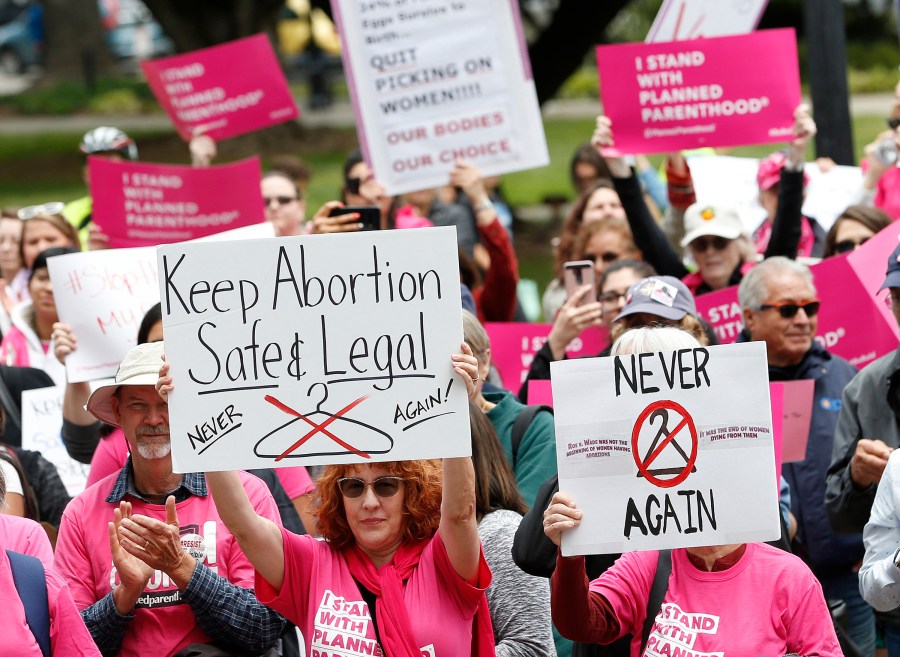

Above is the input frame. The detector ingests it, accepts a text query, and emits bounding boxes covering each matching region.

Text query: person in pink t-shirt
[542,327,841,657]
[157,344,496,657]
[0,466,101,655]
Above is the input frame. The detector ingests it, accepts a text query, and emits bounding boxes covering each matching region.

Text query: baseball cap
[614,276,697,323]
[86,341,165,427]
[680,203,743,247]
[880,242,900,291]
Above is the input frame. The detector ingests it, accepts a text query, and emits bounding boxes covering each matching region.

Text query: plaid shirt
[83,460,286,657]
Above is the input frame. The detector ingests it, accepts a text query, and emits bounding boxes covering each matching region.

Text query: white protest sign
[647,0,769,42]
[551,341,780,555]
[159,227,470,473]
[332,0,548,195]
[21,386,89,497]
[49,247,159,383]
[687,155,863,234]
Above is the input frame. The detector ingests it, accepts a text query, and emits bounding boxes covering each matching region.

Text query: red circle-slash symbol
[631,400,698,488]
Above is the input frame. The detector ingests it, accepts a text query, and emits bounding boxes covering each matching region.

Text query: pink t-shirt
[0,513,54,569]
[592,543,841,657]
[0,548,101,656]
[876,166,900,221]
[256,528,491,657]
[86,429,314,496]
[55,470,281,657]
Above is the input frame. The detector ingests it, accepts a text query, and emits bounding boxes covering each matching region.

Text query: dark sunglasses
[888,117,900,130]
[757,299,820,319]
[345,173,376,196]
[337,476,404,498]
[584,251,621,265]
[263,196,297,207]
[689,236,730,253]
[833,238,868,255]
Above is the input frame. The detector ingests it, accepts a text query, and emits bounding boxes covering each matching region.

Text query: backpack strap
[641,549,672,652]
[511,405,553,467]
[7,549,50,657]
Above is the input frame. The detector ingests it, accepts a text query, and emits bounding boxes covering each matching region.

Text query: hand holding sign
[543,491,582,547]
[786,104,816,166]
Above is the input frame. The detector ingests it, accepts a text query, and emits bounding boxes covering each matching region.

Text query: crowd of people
[0,65,900,657]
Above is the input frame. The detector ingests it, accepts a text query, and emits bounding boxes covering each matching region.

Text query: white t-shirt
[0,458,24,498]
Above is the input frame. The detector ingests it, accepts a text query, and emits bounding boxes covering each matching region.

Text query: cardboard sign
[160,227,471,473]
[141,34,299,141]
[597,29,800,155]
[484,323,607,394]
[771,379,814,469]
[331,0,548,195]
[552,342,780,555]
[90,156,265,248]
[696,221,900,368]
[21,386,89,497]
[687,154,864,233]
[647,0,770,42]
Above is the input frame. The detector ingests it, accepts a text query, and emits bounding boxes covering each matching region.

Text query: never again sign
[159,227,470,473]
[551,341,780,555]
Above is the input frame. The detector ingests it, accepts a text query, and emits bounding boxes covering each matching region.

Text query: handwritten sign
[552,342,780,555]
[141,34,299,141]
[695,221,900,369]
[687,154,864,232]
[160,227,471,473]
[597,29,800,155]
[331,0,548,195]
[21,386,88,497]
[647,0,770,42]
[484,323,607,395]
[90,156,265,249]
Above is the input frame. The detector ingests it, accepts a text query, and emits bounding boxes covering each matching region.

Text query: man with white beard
[54,341,287,657]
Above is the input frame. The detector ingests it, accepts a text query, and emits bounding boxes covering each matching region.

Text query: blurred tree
[42,0,111,83]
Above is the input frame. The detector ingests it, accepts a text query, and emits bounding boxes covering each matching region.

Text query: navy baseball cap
[880,242,900,291]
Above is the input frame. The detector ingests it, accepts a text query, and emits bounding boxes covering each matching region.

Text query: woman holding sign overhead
[156,344,495,657]
[543,327,840,657]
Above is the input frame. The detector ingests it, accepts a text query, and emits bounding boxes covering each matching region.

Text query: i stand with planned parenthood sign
[159,227,471,474]
[551,342,780,555]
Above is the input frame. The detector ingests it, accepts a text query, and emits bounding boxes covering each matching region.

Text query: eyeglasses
[17,202,65,220]
[599,290,628,305]
[337,476,404,498]
[584,252,621,265]
[757,299,821,319]
[833,238,868,255]
[263,196,297,207]
[689,236,730,253]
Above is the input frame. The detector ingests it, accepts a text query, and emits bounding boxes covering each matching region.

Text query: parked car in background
[98,0,172,63]
[0,0,41,75]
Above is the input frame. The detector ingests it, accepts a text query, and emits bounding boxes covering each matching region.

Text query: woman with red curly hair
[159,345,494,657]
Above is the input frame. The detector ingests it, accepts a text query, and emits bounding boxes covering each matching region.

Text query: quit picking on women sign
[90,156,265,248]
[141,34,299,141]
[331,0,548,195]
[551,341,780,556]
[159,227,471,474]
[597,28,800,155]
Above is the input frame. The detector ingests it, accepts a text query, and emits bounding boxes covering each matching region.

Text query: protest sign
[647,0,769,42]
[160,227,470,473]
[331,0,548,195]
[141,34,299,141]
[771,379,814,471]
[21,386,88,496]
[484,323,607,395]
[527,379,553,407]
[90,156,265,249]
[49,247,159,382]
[696,221,900,368]
[687,154,863,233]
[552,342,780,555]
[597,29,800,155]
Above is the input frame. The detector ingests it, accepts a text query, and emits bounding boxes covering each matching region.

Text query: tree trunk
[41,0,112,84]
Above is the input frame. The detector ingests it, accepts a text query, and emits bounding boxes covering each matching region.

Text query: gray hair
[462,309,491,363]
[611,326,701,356]
[737,257,816,310]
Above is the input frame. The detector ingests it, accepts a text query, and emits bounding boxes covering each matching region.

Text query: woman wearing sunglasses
[10,203,81,304]
[821,204,891,259]
[157,345,495,657]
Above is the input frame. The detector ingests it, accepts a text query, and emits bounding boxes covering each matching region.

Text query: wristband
[475,199,494,213]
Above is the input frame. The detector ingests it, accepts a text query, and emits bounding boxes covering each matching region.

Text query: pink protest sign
[527,380,553,407]
[596,29,800,155]
[695,221,900,367]
[484,323,607,395]
[771,380,813,479]
[141,34,299,141]
[90,156,265,248]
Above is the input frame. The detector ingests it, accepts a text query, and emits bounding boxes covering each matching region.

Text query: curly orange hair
[313,460,442,550]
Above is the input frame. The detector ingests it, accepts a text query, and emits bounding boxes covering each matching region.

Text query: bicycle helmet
[79,126,138,160]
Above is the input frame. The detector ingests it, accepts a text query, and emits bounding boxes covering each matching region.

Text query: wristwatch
[474,199,494,213]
